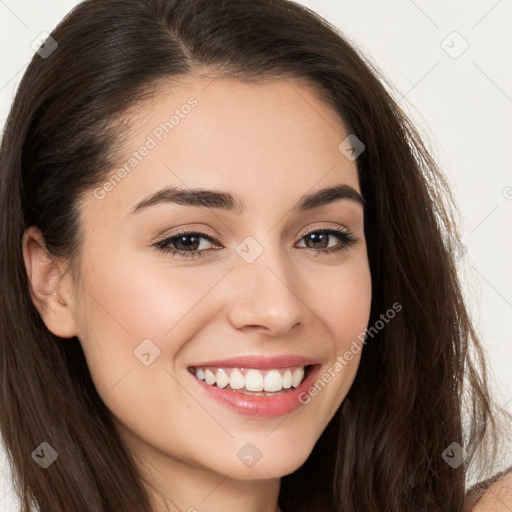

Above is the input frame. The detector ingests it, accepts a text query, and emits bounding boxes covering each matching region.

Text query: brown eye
[296,228,357,255]
[153,231,219,259]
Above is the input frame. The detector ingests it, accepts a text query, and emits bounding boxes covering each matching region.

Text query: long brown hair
[0,1,507,510]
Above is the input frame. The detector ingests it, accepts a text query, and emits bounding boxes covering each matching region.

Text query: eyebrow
[126,183,364,219]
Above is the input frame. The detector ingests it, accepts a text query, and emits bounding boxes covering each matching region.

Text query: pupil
[308,233,328,249]
[178,235,198,250]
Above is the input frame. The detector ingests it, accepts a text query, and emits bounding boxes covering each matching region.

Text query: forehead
[88,76,361,222]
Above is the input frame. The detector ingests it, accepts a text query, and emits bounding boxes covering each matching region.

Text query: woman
[0,0,510,511]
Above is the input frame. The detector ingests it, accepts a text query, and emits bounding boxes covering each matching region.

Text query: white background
[1,0,511,509]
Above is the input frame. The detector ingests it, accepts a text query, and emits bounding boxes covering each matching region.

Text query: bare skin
[23,77,372,512]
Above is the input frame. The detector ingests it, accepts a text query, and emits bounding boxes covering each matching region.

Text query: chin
[214,435,318,481]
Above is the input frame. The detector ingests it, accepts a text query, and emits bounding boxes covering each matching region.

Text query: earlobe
[22,226,78,338]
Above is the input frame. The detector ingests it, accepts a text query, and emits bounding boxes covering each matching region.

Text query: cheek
[73,250,218,437]
[312,253,372,345]
[73,248,232,408]
[78,248,226,348]
[297,254,371,415]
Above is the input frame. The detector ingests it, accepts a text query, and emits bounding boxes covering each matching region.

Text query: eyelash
[153,226,357,260]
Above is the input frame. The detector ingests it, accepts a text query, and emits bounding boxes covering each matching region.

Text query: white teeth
[291,367,304,388]
[245,369,264,391]
[192,366,308,393]
[229,368,245,390]
[264,369,283,392]
[282,369,292,389]
[215,369,229,389]
[204,369,216,385]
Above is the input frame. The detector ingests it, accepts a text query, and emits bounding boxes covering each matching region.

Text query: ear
[22,226,78,338]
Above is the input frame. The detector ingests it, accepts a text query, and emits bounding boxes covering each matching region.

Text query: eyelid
[154,225,218,244]
[299,224,351,238]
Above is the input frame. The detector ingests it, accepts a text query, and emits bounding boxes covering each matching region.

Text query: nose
[225,240,308,336]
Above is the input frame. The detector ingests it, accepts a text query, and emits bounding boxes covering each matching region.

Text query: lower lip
[190,365,321,418]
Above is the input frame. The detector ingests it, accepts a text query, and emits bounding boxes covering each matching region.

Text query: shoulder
[465,469,512,512]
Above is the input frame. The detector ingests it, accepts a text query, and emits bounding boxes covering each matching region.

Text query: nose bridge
[226,234,305,333]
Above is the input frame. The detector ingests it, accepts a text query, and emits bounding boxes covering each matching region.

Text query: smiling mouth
[187,365,313,396]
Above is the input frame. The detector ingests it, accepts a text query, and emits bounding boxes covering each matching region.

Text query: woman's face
[42,78,371,482]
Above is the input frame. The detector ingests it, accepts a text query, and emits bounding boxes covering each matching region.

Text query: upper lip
[188,355,320,369]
